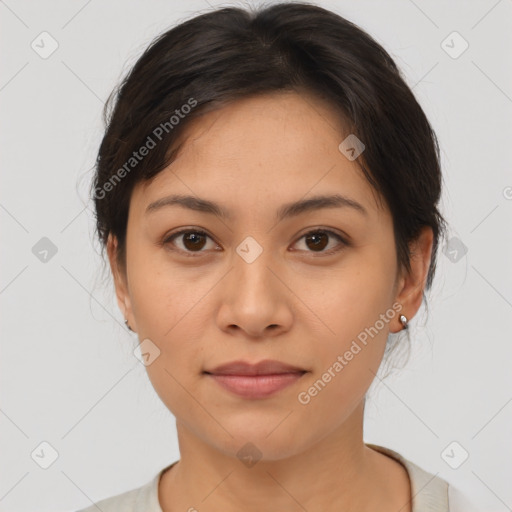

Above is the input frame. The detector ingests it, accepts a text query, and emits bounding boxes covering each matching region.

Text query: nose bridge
[232,237,276,298]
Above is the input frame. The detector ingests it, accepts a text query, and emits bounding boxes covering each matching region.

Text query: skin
[107,91,433,512]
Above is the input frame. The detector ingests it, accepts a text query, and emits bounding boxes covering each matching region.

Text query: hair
[90,1,448,373]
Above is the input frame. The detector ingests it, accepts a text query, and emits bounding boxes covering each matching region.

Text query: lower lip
[205,372,306,399]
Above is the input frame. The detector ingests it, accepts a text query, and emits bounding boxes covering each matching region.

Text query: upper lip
[205,359,307,376]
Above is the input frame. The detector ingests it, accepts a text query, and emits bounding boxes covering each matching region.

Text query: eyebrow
[145,193,368,220]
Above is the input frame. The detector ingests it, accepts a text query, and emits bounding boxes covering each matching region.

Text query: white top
[76,444,479,512]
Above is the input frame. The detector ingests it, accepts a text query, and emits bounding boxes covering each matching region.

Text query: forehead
[133,92,385,219]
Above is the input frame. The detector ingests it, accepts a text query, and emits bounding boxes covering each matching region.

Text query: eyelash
[162,228,349,257]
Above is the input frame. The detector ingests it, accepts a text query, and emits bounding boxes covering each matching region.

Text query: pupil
[184,233,205,251]
[307,232,327,251]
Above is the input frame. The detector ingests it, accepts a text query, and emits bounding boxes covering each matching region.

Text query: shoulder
[366,443,481,512]
[76,485,147,512]
[75,465,170,512]
[449,485,487,512]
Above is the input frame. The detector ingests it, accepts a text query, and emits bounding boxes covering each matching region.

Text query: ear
[107,233,137,333]
[390,226,434,333]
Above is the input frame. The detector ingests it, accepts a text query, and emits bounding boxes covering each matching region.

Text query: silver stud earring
[125,319,134,332]
[399,314,408,330]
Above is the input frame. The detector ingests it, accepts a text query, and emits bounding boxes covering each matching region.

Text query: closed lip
[204,359,307,376]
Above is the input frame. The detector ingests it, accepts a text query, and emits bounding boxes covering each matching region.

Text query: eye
[292,229,348,255]
[163,229,219,256]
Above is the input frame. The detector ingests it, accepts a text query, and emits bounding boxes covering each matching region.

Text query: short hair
[92,2,448,369]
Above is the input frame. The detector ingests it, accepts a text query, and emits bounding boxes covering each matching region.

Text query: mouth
[203,359,308,399]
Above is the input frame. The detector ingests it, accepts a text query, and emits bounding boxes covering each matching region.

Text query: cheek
[312,259,395,343]
[298,314,389,425]
[127,249,209,365]
[305,254,395,393]
[127,248,204,336]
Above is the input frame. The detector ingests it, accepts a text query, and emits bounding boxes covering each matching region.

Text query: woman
[80,2,476,511]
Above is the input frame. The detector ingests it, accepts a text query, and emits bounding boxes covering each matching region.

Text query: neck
[159,401,411,512]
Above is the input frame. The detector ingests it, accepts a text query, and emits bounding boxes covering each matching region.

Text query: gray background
[1,0,511,511]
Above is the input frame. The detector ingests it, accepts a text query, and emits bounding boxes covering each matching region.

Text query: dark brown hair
[91,2,448,320]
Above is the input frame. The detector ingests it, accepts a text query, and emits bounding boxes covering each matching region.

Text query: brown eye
[163,229,217,255]
[181,232,207,251]
[293,229,347,255]
[305,232,329,251]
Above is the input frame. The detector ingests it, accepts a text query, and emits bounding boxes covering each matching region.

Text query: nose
[216,248,293,339]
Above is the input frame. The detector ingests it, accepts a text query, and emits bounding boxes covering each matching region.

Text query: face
[109,91,421,462]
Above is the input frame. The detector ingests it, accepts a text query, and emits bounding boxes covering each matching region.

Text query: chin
[209,422,311,464]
